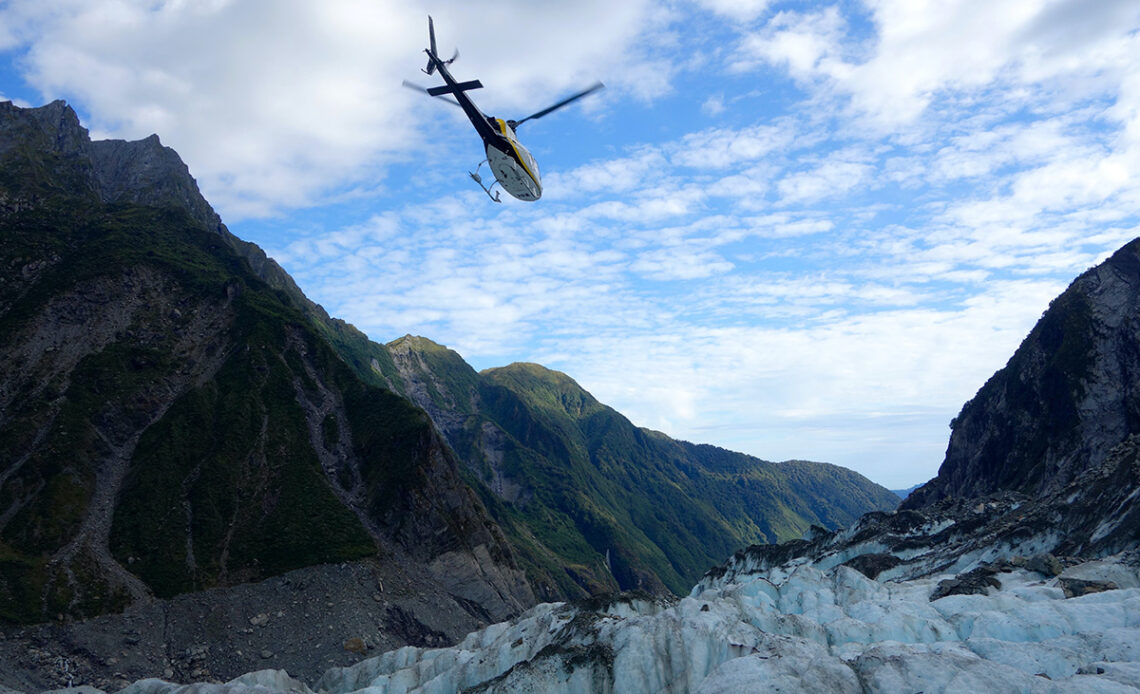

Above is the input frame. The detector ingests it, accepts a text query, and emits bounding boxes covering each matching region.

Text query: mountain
[66,236,1140,694]
[5,100,1140,693]
[903,239,1140,512]
[0,100,899,688]
[386,336,900,599]
[0,100,533,628]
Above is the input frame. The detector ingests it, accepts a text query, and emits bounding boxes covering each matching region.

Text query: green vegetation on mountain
[387,340,900,599]
[0,105,520,622]
[108,329,378,598]
[0,201,378,616]
[1,100,898,625]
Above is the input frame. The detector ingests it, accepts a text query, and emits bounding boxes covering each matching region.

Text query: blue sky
[2,0,1138,488]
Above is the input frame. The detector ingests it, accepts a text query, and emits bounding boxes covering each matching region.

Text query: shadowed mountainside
[904,238,1140,510]
[0,100,532,625]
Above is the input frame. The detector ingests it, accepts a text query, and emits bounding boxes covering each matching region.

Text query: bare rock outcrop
[905,238,1140,508]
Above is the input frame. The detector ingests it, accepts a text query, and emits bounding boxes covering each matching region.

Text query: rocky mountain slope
[387,336,899,599]
[0,100,533,629]
[42,236,1140,694]
[0,98,900,690]
[0,98,897,625]
[904,238,1140,509]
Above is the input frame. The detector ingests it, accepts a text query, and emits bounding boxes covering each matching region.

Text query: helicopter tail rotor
[423,16,459,75]
[423,16,438,74]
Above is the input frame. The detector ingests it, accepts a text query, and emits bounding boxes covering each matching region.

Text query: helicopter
[403,16,603,202]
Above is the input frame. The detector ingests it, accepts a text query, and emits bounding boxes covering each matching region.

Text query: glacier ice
[60,552,1140,694]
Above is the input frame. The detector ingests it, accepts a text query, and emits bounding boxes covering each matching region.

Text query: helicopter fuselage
[486,119,541,201]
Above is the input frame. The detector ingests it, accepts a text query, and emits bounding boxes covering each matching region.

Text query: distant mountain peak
[1,100,221,235]
[482,361,604,421]
[389,334,446,349]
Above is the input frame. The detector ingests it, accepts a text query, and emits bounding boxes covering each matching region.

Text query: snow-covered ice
[87,553,1140,694]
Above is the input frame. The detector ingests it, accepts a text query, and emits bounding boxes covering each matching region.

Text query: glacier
[74,548,1140,694]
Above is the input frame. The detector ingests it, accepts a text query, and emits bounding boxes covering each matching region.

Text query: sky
[1,0,1138,489]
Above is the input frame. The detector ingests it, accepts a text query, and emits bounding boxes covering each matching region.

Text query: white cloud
[0,0,664,219]
[733,0,1140,140]
[671,124,793,169]
[546,148,667,197]
[556,275,1065,483]
[734,7,848,78]
[742,215,833,239]
[776,150,874,204]
[578,183,708,223]
[701,94,726,116]
[5,0,1138,489]
[693,0,772,22]
[630,245,734,280]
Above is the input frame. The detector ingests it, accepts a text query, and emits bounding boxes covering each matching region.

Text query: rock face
[0,100,533,629]
[0,561,493,692]
[90,134,223,235]
[905,239,1140,508]
[385,336,900,600]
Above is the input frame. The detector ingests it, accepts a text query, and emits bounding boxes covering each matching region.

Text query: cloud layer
[2,0,1138,487]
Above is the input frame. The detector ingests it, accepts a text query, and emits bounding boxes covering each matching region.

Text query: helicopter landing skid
[469,162,501,202]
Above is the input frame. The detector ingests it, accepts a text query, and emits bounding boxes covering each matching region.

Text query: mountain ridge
[385,335,900,599]
[0,98,893,629]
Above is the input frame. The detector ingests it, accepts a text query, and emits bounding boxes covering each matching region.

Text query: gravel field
[0,558,495,693]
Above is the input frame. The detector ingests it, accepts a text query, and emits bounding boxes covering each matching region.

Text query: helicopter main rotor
[508,82,605,130]
[403,80,605,131]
